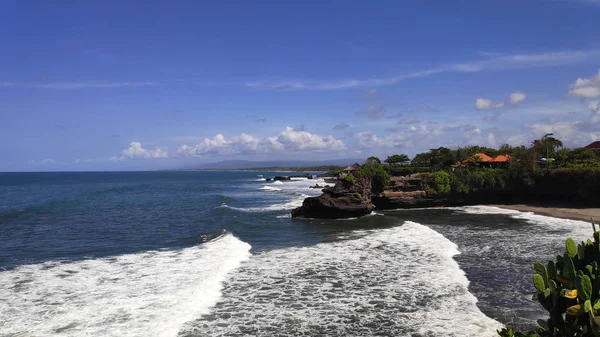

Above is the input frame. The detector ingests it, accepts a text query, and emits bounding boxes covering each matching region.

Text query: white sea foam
[0,234,252,337]
[455,205,592,241]
[259,185,282,191]
[182,222,503,336]
[222,196,306,212]
[452,205,524,215]
[225,178,328,213]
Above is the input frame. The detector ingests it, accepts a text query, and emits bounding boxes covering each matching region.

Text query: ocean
[0,171,594,336]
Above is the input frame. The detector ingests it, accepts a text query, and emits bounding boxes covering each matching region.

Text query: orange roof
[491,154,510,162]
[467,153,493,162]
[462,153,510,163]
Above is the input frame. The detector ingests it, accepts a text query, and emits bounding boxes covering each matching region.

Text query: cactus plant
[499,218,600,337]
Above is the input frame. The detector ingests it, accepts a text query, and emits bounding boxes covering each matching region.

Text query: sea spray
[0,234,252,337]
[180,221,502,336]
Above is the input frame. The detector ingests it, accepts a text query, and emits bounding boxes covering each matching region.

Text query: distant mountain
[194,159,365,170]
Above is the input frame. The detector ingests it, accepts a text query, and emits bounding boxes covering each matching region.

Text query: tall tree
[531,133,563,158]
[384,154,410,166]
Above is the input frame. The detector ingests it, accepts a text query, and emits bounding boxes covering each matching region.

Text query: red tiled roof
[491,154,511,162]
[471,153,493,162]
[585,141,600,150]
[462,153,510,163]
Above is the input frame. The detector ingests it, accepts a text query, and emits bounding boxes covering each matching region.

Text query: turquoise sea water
[0,171,594,336]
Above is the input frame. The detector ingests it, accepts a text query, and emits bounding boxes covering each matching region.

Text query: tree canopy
[384,154,410,166]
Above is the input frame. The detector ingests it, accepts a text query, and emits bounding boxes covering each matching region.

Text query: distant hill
[194,159,365,170]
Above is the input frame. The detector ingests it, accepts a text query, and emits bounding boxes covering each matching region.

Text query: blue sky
[1,0,600,171]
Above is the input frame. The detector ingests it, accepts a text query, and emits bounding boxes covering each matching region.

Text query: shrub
[432,171,453,194]
[499,220,600,337]
[423,171,455,195]
[389,166,432,176]
[342,174,356,187]
[356,156,391,195]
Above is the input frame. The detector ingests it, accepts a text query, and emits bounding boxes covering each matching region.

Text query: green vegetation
[324,135,598,203]
[355,156,391,195]
[384,154,410,166]
[498,220,600,337]
[389,166,433,176]
[422,171,454,195]
[342,174,356,187]
[380,135,599,203]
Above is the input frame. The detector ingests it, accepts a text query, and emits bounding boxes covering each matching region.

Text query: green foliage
[454,146,500,162]
[411,147,456,168]
[411,152,431,167]
[433,171,453,194]
[365,156,382,165]
[450,168,509,194]
[406,134,597,174]
[556,148,600,169]
[384,154,410,166]
[497,327,537,337]
[499,143,516,156]
[531,133,564,159]
[342,174,356,187]
[356,156,390,195]
[422,171,455,195]
[535,169,600,202]
[354,192,362,199]
[500,220,600,337]
[389,166,432,176]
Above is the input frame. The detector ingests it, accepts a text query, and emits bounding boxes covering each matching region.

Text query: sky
[1,0,600,171]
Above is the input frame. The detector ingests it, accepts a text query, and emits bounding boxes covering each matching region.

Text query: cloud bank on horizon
[1,1,600,171]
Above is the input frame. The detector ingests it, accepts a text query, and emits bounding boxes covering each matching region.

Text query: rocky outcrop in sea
[291,179,374,219]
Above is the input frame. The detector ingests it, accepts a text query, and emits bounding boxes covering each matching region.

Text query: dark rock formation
[309,184,331,189]
[371,191,447,209]
[292,180,374,219]
[273,176,292,181]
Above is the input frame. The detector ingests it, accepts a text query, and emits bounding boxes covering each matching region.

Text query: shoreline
[489,204,600,223]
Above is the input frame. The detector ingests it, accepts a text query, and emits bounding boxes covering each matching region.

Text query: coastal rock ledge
[291,182,374,219]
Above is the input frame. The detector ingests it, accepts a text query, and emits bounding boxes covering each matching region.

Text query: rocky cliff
[291,179,374,219]
[291,174,445,219]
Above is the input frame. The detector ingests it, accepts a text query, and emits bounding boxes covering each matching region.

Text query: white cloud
[475,98,504,110]
[40,159,56,164]
[506,134,530,147]
[177,127,346,156]
[510,91,527,105]
[355,132,405,150]
[508,120,600,147]
[247,49,600,91]
[367,88,378,96]
[569,69,600,98]
[590,101,600,123]
[121,141,168,159]
[277,127,346,151]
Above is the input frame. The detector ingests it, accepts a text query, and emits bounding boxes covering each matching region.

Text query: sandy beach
[491,204,600,223]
